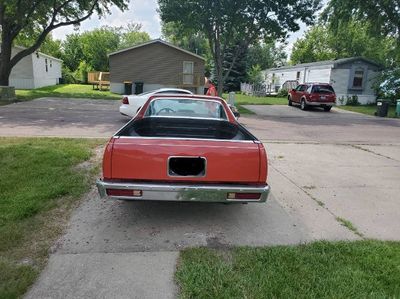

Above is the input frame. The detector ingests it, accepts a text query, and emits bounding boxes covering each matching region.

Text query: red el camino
[96,95,270,203]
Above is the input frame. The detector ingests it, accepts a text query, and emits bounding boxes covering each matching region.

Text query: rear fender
[257,142,268,183]
[102,137,115,180]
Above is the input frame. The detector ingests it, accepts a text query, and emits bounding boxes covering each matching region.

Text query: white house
[264,57,382,104]
[9,45,62,89]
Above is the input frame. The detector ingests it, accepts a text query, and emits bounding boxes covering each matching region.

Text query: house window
[45,59,48,72]
[296,71,301,81]
[183,61,194,85]
[352,68,364,88]
[50,60,52,68]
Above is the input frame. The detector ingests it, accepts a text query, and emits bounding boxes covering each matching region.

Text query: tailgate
[110,137,261,183]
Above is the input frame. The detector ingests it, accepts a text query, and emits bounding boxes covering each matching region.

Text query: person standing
[205,78,217,96]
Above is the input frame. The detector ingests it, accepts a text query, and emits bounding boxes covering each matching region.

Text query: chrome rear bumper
[96,179,270,203]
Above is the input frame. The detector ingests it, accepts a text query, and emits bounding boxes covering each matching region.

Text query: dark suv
[288,83,336,111]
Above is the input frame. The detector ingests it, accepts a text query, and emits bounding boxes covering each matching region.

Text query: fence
[240,82,268,97]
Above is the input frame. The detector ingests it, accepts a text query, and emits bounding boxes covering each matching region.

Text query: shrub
[345,95,360,106]
[277,88,289,97]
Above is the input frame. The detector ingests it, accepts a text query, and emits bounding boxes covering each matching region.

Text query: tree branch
[9,1,99,68]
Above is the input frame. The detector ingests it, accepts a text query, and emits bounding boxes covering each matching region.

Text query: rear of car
[288,83,336,111]
[305,84,336,111]
[98,95,270,203]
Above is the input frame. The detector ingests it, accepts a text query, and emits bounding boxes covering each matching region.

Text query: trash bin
[123,81,133,95]
[396,100,400,117]
[134,82,144,95]
[375,100,389,117]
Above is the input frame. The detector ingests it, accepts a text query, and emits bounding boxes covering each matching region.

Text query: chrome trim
[116,135,257,143]
[167,156,207,178]
[96,180,270,203]
[144,97,229,120]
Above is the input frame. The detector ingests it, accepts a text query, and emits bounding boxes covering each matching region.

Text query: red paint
[101,95,268,186]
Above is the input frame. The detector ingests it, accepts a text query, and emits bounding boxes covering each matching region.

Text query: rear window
[144,98,227,120]
[312,85,335,94]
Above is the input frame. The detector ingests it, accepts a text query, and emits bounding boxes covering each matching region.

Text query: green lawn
[338,104,398,118]
[222,93,286,115]
[176,241,400,299]
[16,84,120,101]
[0,137,104,298]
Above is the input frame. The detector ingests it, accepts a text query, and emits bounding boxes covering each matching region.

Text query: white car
[119,88,193,117]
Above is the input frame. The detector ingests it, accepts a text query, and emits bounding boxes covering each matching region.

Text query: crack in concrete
[269,162,364,239]
[351,145,400,162]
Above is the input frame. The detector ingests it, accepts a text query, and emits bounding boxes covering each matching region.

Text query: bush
[61,66,76,84]
[345,95,360,106]
[277,88,289,97]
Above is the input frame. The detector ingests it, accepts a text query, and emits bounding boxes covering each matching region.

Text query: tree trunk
[0,40,12,86]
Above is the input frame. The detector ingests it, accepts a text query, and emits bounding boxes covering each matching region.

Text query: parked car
[97,95,270,203]
[119,88,193,117]
[288,83,336,111]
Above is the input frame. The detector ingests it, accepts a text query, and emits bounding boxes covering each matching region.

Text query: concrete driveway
[2,100,398,298]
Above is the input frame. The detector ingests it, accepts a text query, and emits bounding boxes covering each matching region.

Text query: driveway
[0,98,126,137]
[3,100,397,298]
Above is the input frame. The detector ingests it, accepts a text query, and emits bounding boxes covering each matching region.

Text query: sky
[52,0,321,57]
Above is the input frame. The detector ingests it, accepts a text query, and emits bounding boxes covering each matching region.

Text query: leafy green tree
[119,22,150,49]
[15,33,63,59]
[223,42,248,92]
[62,33,85,72]
[247,41,287,71]
[158,0,322,95]
[79,26,121,71]
[290,22,394,66]
[0,0,128,86]
[247,64,263,85]
[323,0,400,44]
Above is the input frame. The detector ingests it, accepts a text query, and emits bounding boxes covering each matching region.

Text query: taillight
[227,192,261,200]
[122,97,129,104]
[106,189,142,197]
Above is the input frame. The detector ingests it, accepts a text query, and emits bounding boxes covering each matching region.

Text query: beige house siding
[110,41,205,94]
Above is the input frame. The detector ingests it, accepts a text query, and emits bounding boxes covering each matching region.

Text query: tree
[158,0,322,95]
[0,0,128,86]
[322,0,400,44]
[79,26,121,71]
[62,33,85,72]
[119,22,150,49]
[290,22,394,66]
[247,41,287,71]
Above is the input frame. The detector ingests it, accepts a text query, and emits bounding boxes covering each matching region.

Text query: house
[108,39,205,94]
[264,57,382,104]
[9,45,62,89]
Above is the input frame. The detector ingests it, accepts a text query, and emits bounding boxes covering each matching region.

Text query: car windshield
[312,85,335,94]
[145,98,227,120]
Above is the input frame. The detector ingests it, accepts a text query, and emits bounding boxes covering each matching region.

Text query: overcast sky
[52,0,322,57]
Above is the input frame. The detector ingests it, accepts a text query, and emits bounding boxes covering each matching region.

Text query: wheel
[324,106,332,112]
[288,96,293,106]
[300,99,307,110]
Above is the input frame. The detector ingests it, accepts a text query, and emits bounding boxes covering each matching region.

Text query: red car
[96,95,270,203]
[288,83,336,111]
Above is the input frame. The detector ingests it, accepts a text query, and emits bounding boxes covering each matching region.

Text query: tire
[300,99,307,110]
[324,106,332,112]
[288,96,293,106]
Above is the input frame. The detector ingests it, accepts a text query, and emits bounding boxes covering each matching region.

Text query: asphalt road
[2,99,398,298]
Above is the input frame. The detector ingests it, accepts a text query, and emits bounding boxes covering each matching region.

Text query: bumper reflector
[106,189,143,197]
[227,192,261,200]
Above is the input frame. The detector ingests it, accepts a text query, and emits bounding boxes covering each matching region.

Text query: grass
[15,84,120,101]
[0,137,104,298]
[336,217,364,238]
[222,92,287,115]
[338,104,398,118]
[176,240,400,299]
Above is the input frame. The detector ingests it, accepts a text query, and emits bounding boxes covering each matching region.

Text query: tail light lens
[106,189,142,197]
[122,97,129,104]
[227,192,261,200]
